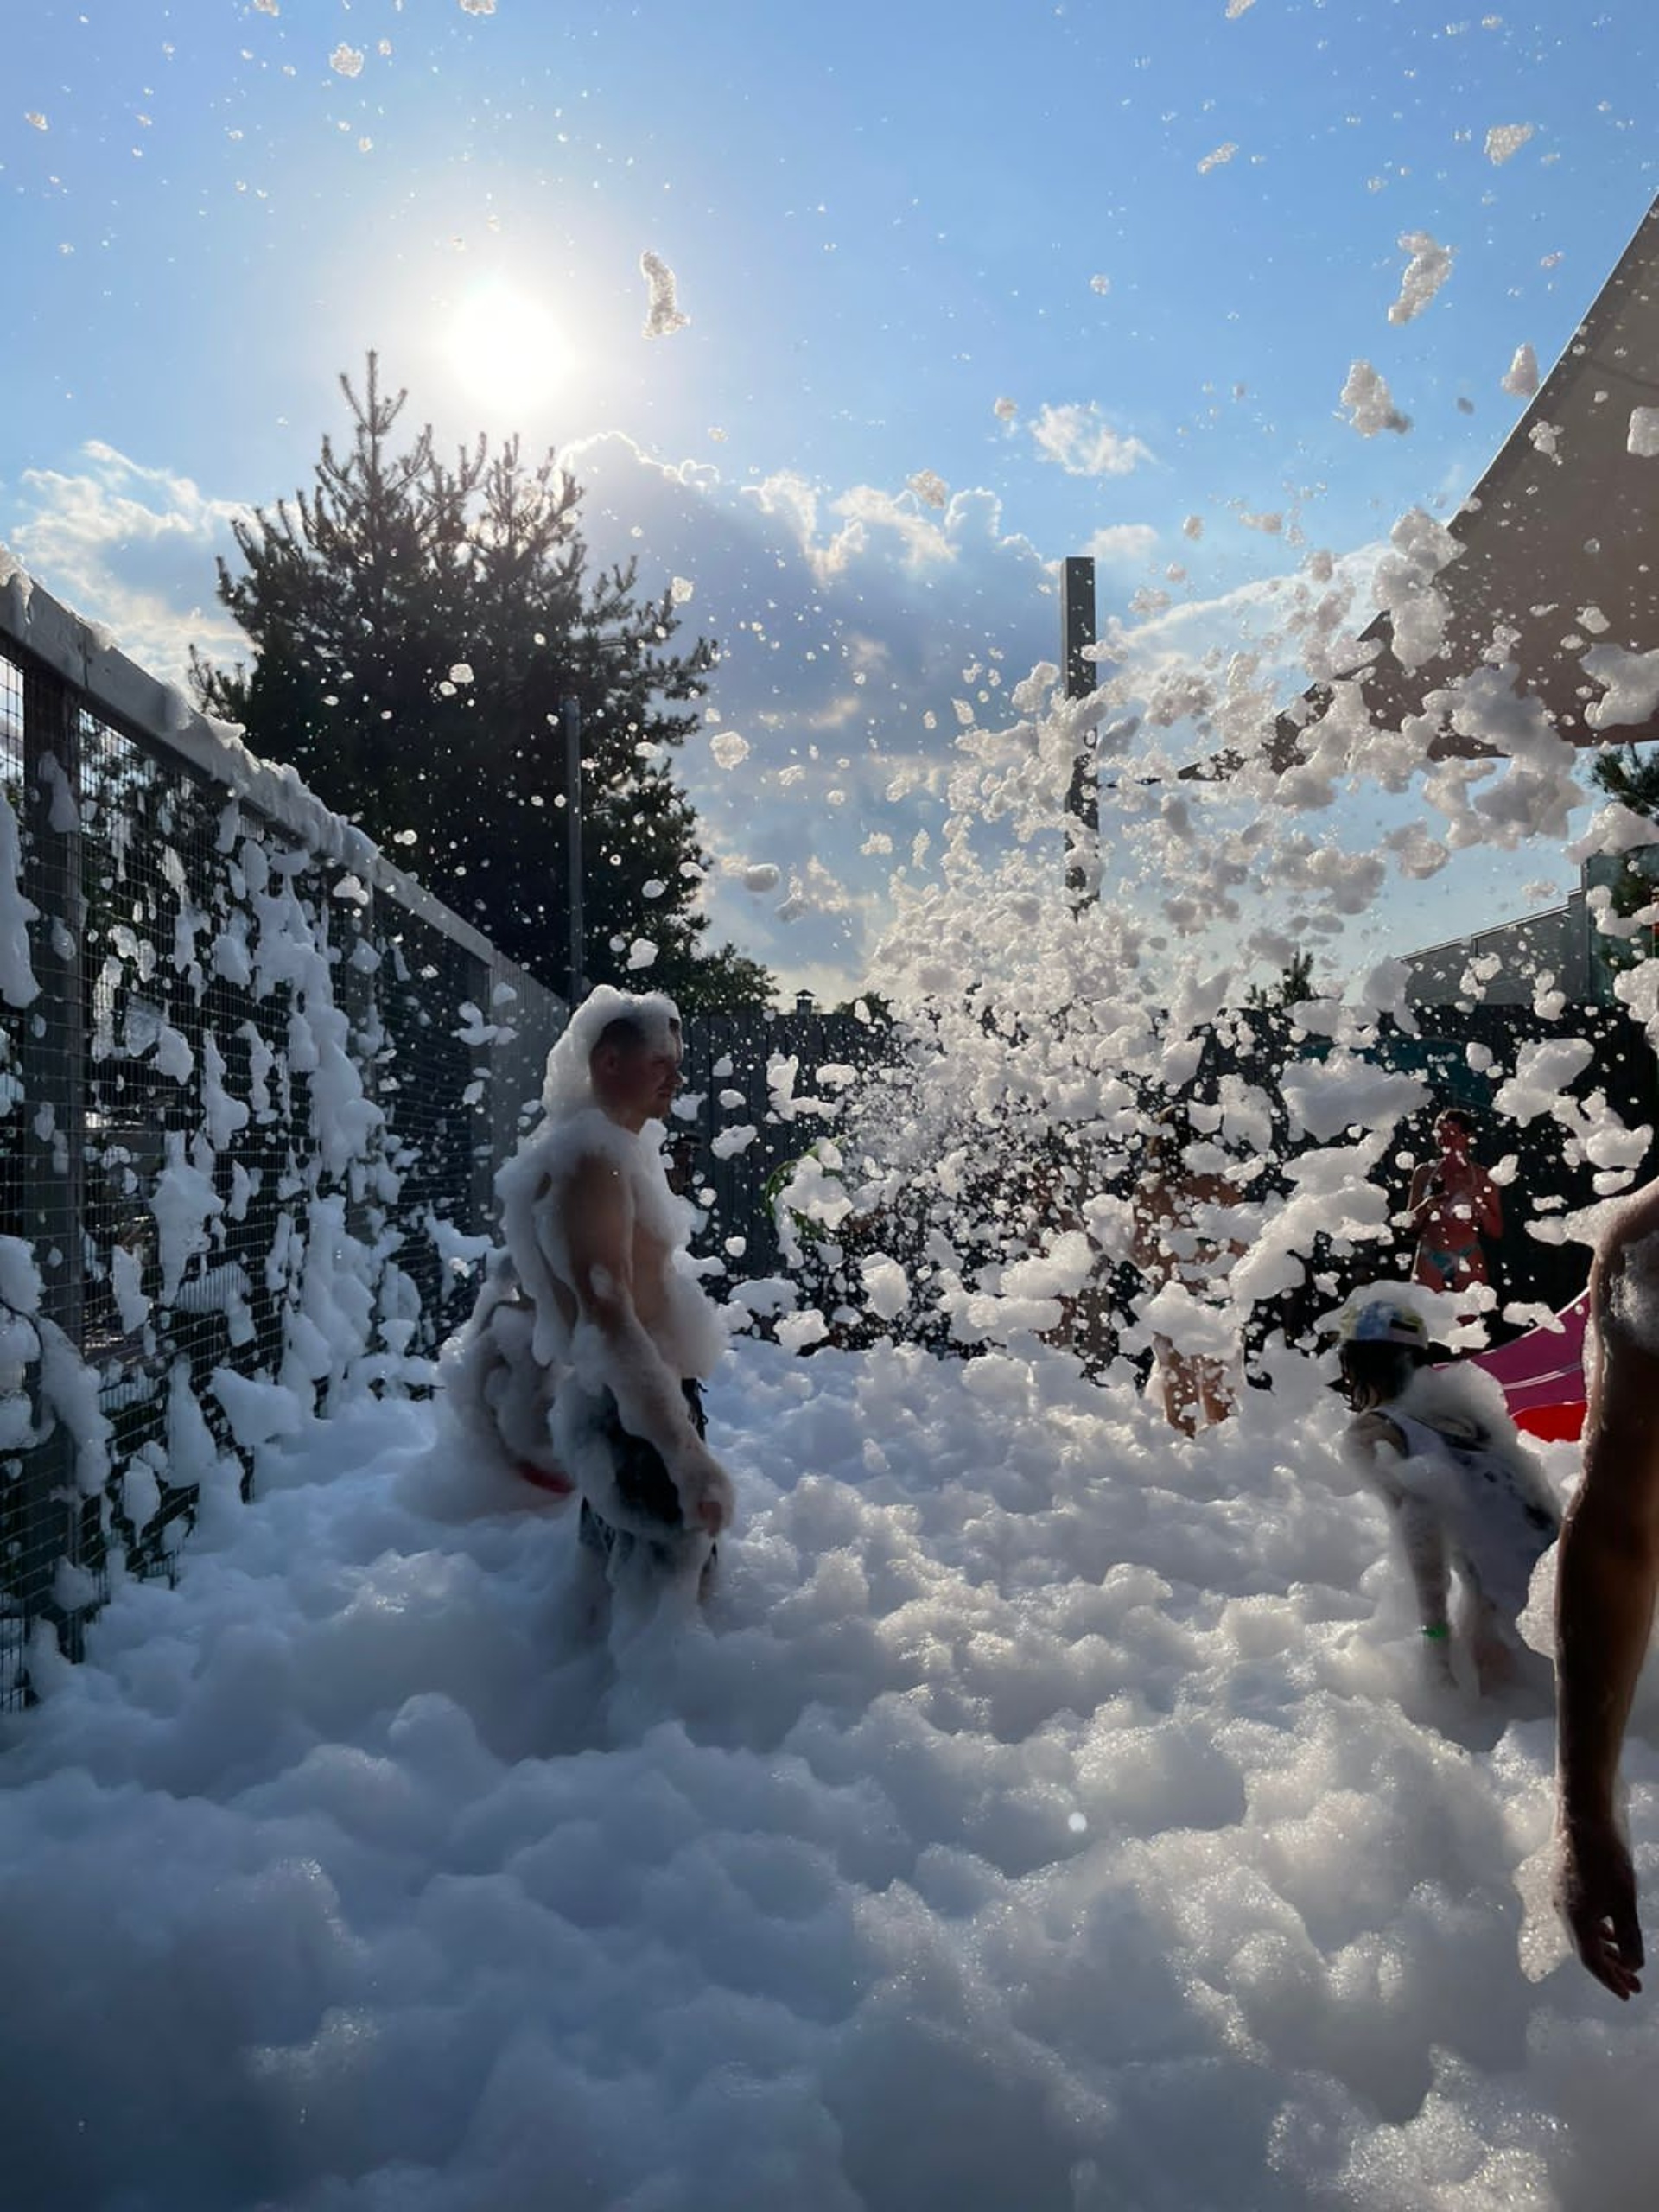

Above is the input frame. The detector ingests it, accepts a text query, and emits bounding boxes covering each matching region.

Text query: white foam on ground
[2,1340,1652,2211]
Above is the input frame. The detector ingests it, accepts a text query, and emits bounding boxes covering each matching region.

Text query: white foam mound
[0,1339,1640,2209]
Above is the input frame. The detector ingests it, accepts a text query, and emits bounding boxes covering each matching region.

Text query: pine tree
[1588,744,1659,981]
[1243,948,1317,1010]
[192,358,774,1009]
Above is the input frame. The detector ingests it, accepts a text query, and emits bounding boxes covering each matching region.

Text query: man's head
[589,1008,683,1128]
[540,985,685,1120]
[1337,1297,1432,1408]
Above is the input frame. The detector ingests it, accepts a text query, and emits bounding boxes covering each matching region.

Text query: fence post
[18,664,87,1663]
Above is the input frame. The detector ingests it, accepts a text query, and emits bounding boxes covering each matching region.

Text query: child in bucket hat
[1338,1296,1560,1694]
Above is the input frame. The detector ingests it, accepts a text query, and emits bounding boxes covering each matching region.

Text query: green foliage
[1592,746,1659,821]
[1243,948,1317,1011]
[192,356,773,1009]
[1590,746,1659,975]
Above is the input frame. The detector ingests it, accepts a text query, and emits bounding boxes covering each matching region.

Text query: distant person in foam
[1131,1103,1243,1435]
[1406,1109,1503,1300]
[494,986,734,1631]
[1555,1179,1659,2000]
[1338,1297,1559,1698]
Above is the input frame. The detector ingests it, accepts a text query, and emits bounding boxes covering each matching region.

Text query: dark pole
[561,695,585,1004]
[1062,556,1099,904]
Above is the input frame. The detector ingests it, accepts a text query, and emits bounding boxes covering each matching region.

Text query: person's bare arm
[1556,1192,1659,1997]
[1405,1162,1438,1231]
[1347,1413,1455,1679]
[1476,1166,1503,1243]
[1130,1183,1172,1277]
[561,1153,733,1535]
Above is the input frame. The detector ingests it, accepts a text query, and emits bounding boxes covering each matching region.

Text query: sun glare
[445,282,572,421]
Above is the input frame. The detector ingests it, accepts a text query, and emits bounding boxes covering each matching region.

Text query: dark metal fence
[0,561,563,1703]
[675,1001,885,1281]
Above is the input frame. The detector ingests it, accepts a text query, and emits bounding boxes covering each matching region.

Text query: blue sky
[4,0,1657,996]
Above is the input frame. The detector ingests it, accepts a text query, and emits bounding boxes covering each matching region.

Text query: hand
[676,1439,735,1537]
[1557,1815,1644,1999]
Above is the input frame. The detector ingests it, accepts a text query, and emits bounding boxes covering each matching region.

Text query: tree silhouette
[193,357,772,1009]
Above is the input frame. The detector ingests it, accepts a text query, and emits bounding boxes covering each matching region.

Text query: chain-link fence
[0,559,564,1704]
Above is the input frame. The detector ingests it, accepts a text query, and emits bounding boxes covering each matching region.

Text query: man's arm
[1555,1192,1659,1997]
[561,1154,733,1535]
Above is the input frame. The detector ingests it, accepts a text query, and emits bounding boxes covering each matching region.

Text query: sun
[445,280,572,421]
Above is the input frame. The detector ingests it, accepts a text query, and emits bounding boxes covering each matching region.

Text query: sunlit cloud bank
[567,432,1090,995]
[3,430,1587,1003]
[8,425,1181,998]
[562,437,1433,1000]
[5,442,248,683]
[1027,402,1156,480]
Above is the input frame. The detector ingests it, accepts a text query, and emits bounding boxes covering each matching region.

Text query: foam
[0,1340,1637,2209]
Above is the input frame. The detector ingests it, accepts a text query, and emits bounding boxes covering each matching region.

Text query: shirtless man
[1555,1177,1659,1999]
[495,987,735,1630]
[1408,1109,1503,1298]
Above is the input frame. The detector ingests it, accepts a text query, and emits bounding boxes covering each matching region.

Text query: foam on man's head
[540,985,683,1114]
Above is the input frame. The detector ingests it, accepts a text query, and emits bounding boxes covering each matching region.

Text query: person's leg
[573,1498,615,1639]
[1159,1340,1202,1435]
[603,1389,719,1617]
[1197,1357,1235,1427]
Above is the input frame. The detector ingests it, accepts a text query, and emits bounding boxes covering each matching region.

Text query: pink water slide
[1469,1290,1589,1441]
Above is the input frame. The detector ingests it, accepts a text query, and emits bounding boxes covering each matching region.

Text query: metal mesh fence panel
[373,901,493,1351]
[0,600,553,1704]
[677,1006,881,1281]
[0,644,34,1700]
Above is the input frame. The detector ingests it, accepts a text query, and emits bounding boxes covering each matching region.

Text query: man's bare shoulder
[1599,1178,1659,1263]
[1592,1179,1659,1370]
[531,1109,639,1198]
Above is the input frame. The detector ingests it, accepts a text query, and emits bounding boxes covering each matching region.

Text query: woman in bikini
[1407,1108,1503,1299]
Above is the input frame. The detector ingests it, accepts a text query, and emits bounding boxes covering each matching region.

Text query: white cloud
[1028,404,1154,480]
[536,432,1065,992]
[2,426,1392,1004]
[1082,524,1160,568]
[5,442,248,683]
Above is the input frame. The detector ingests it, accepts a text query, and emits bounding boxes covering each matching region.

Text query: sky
[4,0,1659,999]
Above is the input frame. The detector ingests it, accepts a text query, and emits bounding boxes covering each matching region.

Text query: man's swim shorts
[576,1378,711,1577]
